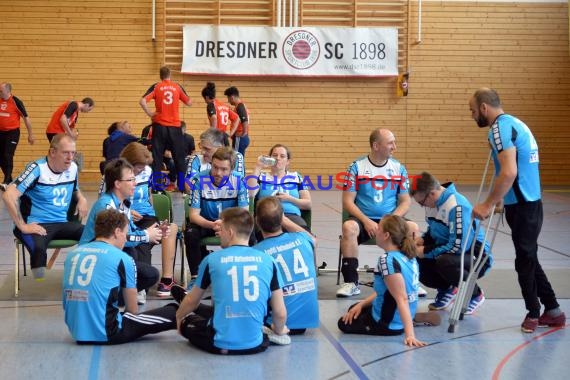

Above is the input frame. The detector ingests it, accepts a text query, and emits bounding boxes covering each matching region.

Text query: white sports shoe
[336,282,361,298]
[418,286,428,298]
[137,290,146,305]
[262,326,291,345]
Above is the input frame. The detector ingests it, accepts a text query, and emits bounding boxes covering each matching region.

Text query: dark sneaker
[521,316,539,333]
[428,286,458,310]
[464,291,485,315]
[156,280,176,297]
[170,284,188,304]
[538,311,566,328]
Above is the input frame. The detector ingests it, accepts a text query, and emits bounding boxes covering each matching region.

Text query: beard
[476,113,489,128]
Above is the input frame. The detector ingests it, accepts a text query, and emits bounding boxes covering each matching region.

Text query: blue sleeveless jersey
[196,245,283,350]
[62,240,137,342]
[373,250,419,330]
[343,156,408,219]
[488,114,541,205]
[189,170,249,221]
[15,157,79,223]
[256,171,305,216]
[254,232,319,329]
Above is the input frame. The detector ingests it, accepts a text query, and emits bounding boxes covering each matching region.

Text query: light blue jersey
[189,170,249,221]
[344,156,408,219]
[488,114,541,205]
[185,153,245,183]
[373,250,419,331]
[196,245,283,350]
[254,232,319,329]
[80,192,148,247]
[423,183,493,268]
[14,158,79,223]
[62,240,137,342]
[256,172,305,216]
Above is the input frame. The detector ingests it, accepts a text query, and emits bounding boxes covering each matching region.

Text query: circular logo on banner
[282,30,320,70]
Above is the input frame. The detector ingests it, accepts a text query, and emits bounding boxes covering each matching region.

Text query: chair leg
[47,248,61,269]
[22,243,27,277]
[179,237,186,287]
[337,235,342,285]
[14,242,20,297]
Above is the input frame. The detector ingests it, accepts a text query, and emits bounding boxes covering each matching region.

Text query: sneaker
[464,291,485,315]
[187,277,197,291]
[521,315,539,333]
[418,286,428,298]
[156,280,176,297]
[170,284,188,304]
[165,183,176,192]
[336,282,361,298]
[538,311,566,328]
[137,290,146,305]
[31,267,46,280]
[428,286,458,310]
[262,326,291,345]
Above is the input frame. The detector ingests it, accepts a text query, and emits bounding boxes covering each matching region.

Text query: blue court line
[88,346,102,380]
[319,324,369,380]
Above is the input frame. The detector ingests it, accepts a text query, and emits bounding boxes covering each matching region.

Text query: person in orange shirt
[140,66,192,192]
[45,98,95,142]
[224,86,250,157]
[0,82,35,188]
[201,82,238,135]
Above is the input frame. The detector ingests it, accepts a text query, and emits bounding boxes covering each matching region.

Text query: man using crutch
[469,88,565,333]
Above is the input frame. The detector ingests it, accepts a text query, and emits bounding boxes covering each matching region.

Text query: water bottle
[259,156,276,166]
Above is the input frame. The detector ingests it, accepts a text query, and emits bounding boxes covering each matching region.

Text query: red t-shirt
[0,95,28,132]
[143,80,190,127]
[206,99,238,133]
[233,101,250,136]
[46,101,79,134]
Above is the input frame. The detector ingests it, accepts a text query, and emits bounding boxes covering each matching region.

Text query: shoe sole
[336,291,361,298]
[156,292,173,298]
[428,300,454,311]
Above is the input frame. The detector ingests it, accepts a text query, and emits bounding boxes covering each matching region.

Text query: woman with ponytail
[338,215,439,347]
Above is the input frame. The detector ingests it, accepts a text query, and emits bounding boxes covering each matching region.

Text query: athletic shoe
[521,315,539,333]
[31,267,46,280]
[0,183,7,192]
[262,326,291,345]
[418,286,428,298]
[170,284,188,304]
[156,280,176,297]
[464,291,485,315]
[538,311,566,328]
[428,286,458,310]
[137,290,146,305]
[165,183,176,192]
[336,282,361,298]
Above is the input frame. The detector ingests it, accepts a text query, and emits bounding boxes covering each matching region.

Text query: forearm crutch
[448,150,503,333]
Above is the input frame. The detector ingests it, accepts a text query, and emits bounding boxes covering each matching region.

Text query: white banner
[182,25,398,77]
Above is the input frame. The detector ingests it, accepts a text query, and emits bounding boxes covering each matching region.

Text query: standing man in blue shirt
[174,207,289,354]
[469,88,565,333]
[63,209,178,344]
[254,196,319,334]
[184,147,249,286]
[2,134,87,279]
[337,128,412,297]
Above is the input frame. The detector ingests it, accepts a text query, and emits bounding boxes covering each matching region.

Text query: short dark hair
[256,197,283,233]
[212,147,236,169]
[472,88,501,108]
[409,171,440,196]
[221,207,253,238]
[224,86,239,97]
[104,158,133,191]
[201,81,216,99]
[95,209,128,239]
[160,66,171,80]
[81,97,95,107]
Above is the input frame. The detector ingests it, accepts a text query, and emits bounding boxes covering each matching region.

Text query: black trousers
[77,303,178,345]
[337,303,403,336]
[180,303,270,355]
[505,200,559,317]
[184,224,215,277]
[15,222,84,269]
[150,124,186,192]
[123,245,160,292]
[0,128,20,183]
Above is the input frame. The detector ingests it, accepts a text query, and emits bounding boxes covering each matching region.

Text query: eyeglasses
[118,177,136,182]
[417,192,431,207]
